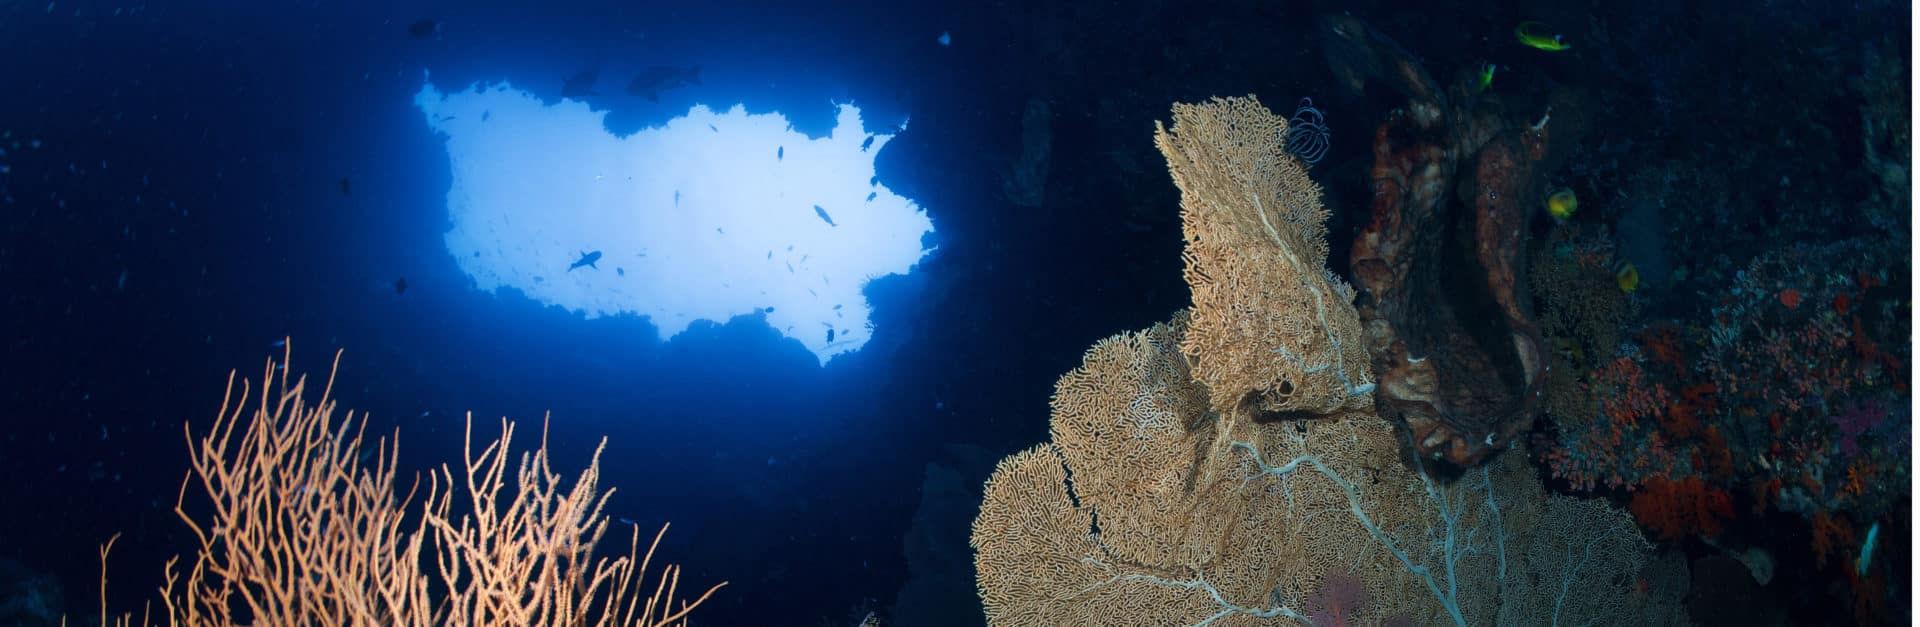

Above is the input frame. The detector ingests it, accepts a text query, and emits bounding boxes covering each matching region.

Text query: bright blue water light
[415,77,933,364]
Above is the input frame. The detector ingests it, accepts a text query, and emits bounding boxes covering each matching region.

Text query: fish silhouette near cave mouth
[568,250,602,271]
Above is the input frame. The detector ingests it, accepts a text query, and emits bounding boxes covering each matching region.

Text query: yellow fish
[1475,62,1497,93]
[1547,188,1578,222]
[1616,261,1640,293]
[1516,21,1572,52]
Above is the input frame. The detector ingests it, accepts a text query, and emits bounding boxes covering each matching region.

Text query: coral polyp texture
[1155,95,1373,421]
[970,96,1683,627]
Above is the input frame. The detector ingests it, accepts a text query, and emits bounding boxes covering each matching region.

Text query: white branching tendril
[1285,98,1331,167]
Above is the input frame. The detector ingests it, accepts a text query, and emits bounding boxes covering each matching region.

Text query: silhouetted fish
[813,205,837,227]
[394,277,407,294]
[338,177,351,195]
[568,250,602,271]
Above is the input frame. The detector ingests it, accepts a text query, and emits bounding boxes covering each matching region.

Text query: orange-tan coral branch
[139,341,721,627]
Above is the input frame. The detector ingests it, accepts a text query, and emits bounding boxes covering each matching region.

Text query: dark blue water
[0,2,1191,623]
[0,0,1908,625]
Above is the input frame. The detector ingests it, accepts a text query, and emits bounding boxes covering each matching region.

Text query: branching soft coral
[116,344,722,627]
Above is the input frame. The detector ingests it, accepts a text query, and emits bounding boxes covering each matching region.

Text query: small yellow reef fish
[1546,188,1578,221]
[1516,21,1571,51]
[1615,261,1641,293]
